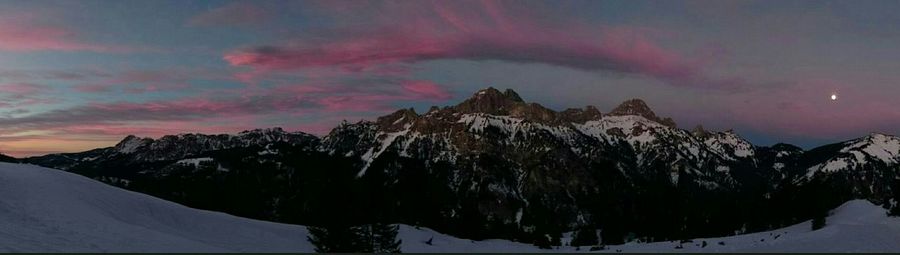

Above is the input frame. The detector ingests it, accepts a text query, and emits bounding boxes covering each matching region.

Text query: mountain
[317,87,782,239]
[27,127,318,170]
[23,87,900,244]
[797,133,900,191]
[4,162,898,252]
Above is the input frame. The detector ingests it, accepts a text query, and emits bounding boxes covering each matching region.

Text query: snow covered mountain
[27,127,318,170]
[21,87,900,245]
[318,88,782,239]
[3,162,898,252]
[800,133,900,183]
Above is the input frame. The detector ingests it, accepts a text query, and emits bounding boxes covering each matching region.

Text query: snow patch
[176,157,213,167]
[773,162,785,171]
[357,125,412,177]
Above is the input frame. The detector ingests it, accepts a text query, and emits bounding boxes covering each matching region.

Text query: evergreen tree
[570,227,599,247]
[307,225,368,253]
[371,223,403,253]
[601,223,625,245]
[550,232,562,247]
[811,210,826,230]
[532,231,552,249]
[889,178,900,217]
[807,178,828,231]
[309,223,402,253]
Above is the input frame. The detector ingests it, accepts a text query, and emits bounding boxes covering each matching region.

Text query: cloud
[0,79,452,134]
[0,83,48,96]
[224,0,738,90]
[0,14,138,53]
[187,2,270,27]
[0,69,110,81]
[0,83,57,107]
[401,80,453,101]
[72,69,229,94]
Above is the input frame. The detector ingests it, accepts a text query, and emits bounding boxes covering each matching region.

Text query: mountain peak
[470,87,524,102]
[607,99,677,128]
[114,135,150,154]
[376,108,419,131]
[238,127,287,135]
[454,87,526,115]
[608,99,656,118]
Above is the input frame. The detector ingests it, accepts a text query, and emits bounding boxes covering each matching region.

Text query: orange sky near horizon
[1,138,118,158]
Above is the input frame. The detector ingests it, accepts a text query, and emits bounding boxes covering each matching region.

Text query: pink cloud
[223,1,735,90]
[401,80,453,101]
[316,95,394,112]
[1,78,452,133]
[0,14,139,53]
[0,83,47,96]
[0,24,126,53]
[123,83,190,94]
[0,83,57,107]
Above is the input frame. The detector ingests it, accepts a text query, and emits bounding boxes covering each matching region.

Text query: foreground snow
[0,163,312,252]
[595,199,900,253]
[1,163,898,252]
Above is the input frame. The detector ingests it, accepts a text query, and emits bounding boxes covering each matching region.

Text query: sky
[2,0,900,157]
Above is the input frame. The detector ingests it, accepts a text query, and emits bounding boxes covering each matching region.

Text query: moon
[830,93,838,101]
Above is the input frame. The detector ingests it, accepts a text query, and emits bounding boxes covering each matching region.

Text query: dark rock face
[607,99,676,128]
[454,87,525,115]
[23,87,900,244]
[558,106,602,124]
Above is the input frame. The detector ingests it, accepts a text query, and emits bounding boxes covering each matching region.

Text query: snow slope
[0,162,314,253]
[597,200,900,253]
[1,162,899,252]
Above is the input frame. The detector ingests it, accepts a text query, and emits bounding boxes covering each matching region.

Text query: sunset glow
[1,0,900,156]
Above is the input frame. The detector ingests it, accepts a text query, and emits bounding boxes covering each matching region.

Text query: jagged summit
[238,127,290,135]
[441,88,680,127]
[558,106,602,124]
[608,99,655,118]
[114,135,151,154]
[467,87,523,102]
[454,87,526,114]
[376,108,419,131]
[450,87,558,123]
[607,98,677,128]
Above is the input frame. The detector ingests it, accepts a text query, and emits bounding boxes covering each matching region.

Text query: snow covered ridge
[107,127,320,160]
[2,162,898,252]
[324,88,900,186]
[324,91,760,173]
[801,133,900,182]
